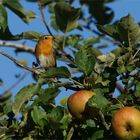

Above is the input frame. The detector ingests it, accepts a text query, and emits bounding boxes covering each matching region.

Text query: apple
[112,106,140,140]
[67,90,96,119]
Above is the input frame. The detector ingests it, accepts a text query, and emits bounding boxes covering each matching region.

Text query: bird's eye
[44,36,48,40]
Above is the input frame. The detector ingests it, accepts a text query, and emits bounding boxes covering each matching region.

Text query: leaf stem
[99,110,110,130]
[66,127,74,140]
[62,29,67,50]
[132,48,140,59]
[114,98,124,107]
[49,103,56,108]
[69,78,83,87]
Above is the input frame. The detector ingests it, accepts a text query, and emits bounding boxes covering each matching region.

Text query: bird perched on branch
[34,35,56,69]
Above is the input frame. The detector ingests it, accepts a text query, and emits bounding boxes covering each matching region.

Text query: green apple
[67,90,96,119]
[112,106,140,140]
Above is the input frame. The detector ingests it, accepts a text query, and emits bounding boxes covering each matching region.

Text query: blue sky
[0,0,140,104]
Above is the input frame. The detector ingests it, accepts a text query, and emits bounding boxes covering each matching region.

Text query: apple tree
[0,0,140,139]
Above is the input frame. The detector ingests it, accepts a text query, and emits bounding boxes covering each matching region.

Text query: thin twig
[61,50,76,66]
[99,110,110,130]
[0,50,40,75]
[38,0,54,37]
[132,47,140,59]
[54,81,79,91]
[0,41,34,53]
[2,71,29,95]
[115,82,124,93]
[66,127,74,140]
[69,78,83,87]
[70,69,79,74]
[49,103,56,108]
[114,98,124,107]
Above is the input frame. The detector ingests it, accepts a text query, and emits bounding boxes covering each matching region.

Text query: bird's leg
[32,62,45,73]
[32,62,39,68]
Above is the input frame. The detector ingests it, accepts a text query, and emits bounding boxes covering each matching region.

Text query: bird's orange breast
[35,39,54,58]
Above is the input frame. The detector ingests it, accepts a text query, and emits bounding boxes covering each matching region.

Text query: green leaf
[66,35,82,48]
[97,24,118,38]
[41,66,71,78]
[97,53,115,63]
[23,136,34,140]
[83,1,114,25]
[88,93,110,111]
[46,106,64,129]
[37,87,60,103]
[4,0,35,23]
[60,114,72,130]
[26,0,55,6]
[98,15,140,47]
[90,130,104,140]
[107,104,123,116]
[31,106,47,127]
[20,31,42,40]
[3,99,12,114]
[75,47,96,76]
[92,48,102,57]
[86,119,96,128]
[117,52,131,73]
[40,0,53,6]
[60,97,68,107]
[83,37,100,46]
[135,83,140,97]
[117,14,140,46]
[0,92,11,103]
[54,2,81,32]
[0,26,14,40]
[12,84,40,115]
[112,47,123,57]
[50,15,59,31]
[0,5,7,32]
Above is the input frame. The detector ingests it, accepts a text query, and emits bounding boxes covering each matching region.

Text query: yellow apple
[112,106,140,140]
[67,90,96,119]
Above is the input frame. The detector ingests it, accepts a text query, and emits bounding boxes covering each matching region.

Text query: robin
[34,35,56,69]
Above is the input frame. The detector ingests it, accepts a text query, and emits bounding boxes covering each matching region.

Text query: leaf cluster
[1,0,140,140]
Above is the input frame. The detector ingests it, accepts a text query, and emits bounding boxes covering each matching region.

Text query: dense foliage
[0,0,140,139]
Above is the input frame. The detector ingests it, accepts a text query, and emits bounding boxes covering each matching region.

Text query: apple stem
[99,111,110,130]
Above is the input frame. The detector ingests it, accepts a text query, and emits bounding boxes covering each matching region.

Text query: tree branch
[38,0,54,37]
[0,50,40,75]
[0,41,34,53]
[61,49,76,66]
